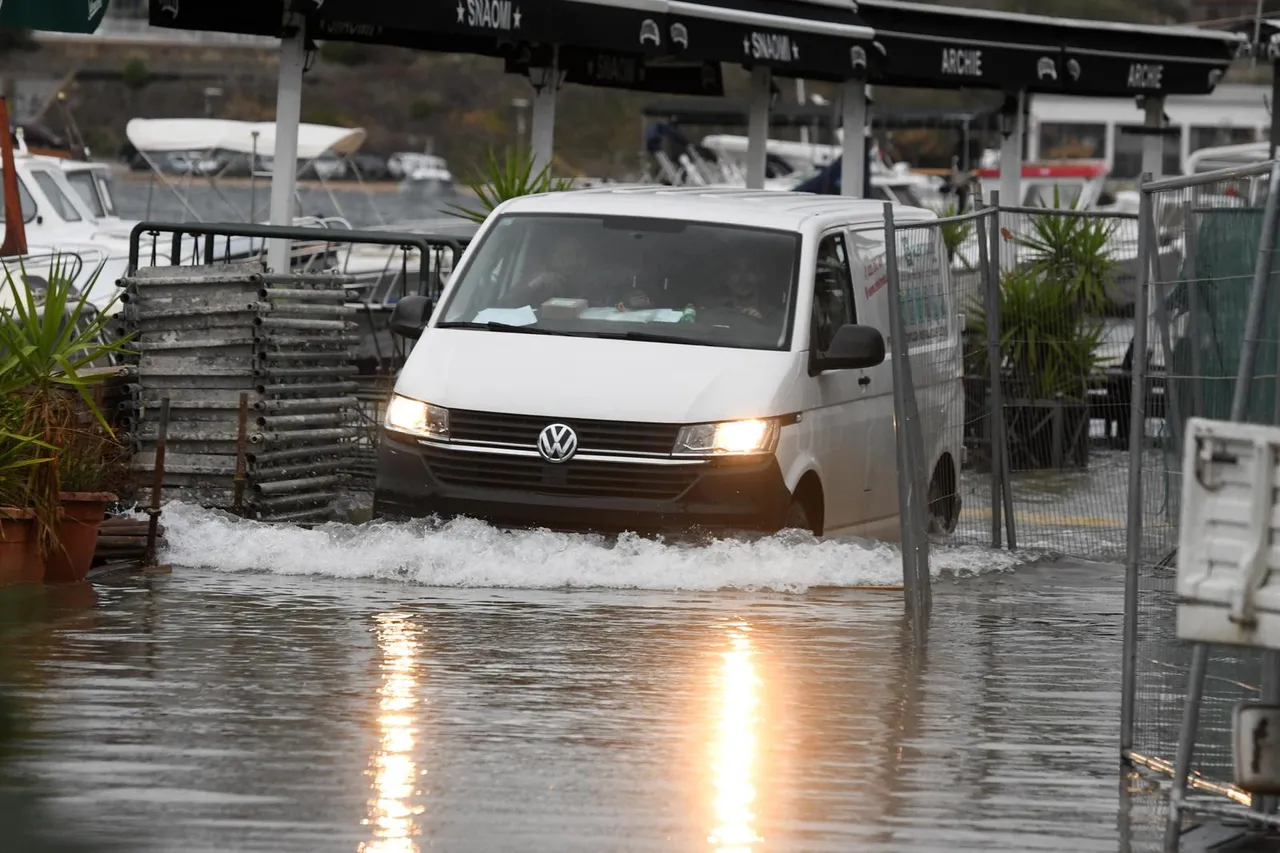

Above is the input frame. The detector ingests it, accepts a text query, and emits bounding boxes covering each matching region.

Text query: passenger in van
[700,254,781,322]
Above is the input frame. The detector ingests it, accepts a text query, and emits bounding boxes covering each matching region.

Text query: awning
[857,0,1244,97]
[148,0,282,37]
[665,0,876,82]
[0,0,109,33]
[506,45,724,96]
[125,119,367,159]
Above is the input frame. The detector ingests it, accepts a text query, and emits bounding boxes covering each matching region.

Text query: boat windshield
[64,170,106,218]
[437,214,800,351]
[0,174,37,224]
[872,183,924,209]
[29,169,84,222]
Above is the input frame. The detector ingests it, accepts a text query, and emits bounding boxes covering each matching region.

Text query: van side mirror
[813,323,886,373]
[390,295,433,340]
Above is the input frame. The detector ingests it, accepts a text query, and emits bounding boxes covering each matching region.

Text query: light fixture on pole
[997,93,1019,138]
[528,61,567,94]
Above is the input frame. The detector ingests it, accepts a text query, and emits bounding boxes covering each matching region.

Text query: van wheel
[782,498,816,536]
[927,456,959,535]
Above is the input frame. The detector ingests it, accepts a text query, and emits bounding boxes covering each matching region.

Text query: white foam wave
[159,502,1027,593]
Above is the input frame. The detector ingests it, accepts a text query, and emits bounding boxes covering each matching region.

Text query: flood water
[0,504,1173,853]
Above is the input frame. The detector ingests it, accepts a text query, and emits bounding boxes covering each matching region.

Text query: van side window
[812,233,855,353]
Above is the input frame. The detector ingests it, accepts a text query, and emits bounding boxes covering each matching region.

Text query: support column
[998,90,1025,209]
[267,14,305,275]
[1141,95,1165,181]
[1269,59,1279,157]
[529,47,559,176]
[746,66,771,190]
[841,78,867,197]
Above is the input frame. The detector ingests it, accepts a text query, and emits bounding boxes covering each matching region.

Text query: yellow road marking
[960,508,1125,529]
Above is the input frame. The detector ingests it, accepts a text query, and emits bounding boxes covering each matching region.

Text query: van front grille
[448,409,681,456]
[422,446,698,501]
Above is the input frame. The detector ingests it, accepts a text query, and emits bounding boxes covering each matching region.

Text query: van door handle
[858,376,871,387]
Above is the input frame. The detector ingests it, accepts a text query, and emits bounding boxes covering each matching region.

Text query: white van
[375,187,962,541]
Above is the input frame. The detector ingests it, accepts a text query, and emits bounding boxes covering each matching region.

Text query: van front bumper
[373,432,792,533]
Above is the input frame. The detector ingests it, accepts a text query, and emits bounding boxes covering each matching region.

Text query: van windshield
[437,214,800,351]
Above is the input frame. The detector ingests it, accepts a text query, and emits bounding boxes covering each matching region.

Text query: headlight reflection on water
[359,613,425,853]
[709,622,763,853]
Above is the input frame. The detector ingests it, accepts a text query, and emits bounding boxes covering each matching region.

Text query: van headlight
[385,394,450,440]
[674,418,778,456]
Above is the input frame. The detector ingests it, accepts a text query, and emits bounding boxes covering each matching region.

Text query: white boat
[695,132,947,205]
[0,131,169,311]
[123,118,451,306]
[392,152,455,193]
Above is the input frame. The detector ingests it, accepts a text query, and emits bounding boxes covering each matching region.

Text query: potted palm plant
[966,195,1114,471]
[0,258,132,582]
[0,395,54,586]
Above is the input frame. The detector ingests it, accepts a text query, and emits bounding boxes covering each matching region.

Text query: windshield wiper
[597,330,738,348]
[435,321,556,335]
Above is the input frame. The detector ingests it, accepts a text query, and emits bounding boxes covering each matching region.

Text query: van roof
[496,186,935,232]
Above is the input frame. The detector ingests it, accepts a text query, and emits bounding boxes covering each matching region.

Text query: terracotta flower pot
[0,507,44,585]
[44,492,115,585]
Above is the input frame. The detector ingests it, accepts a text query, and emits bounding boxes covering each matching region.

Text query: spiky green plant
[1016,185,1119,313]
[936,200,975,270]
[0,256,134,553]
[447,147,575,224]
[966,267,1104,401]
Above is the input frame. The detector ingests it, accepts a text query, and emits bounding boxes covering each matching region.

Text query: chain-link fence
[884,197,1153,563]
[1116,161,1280,846]
[876,159,1280,846]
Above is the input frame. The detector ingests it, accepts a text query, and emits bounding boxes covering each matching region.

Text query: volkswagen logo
[537,423,579,463]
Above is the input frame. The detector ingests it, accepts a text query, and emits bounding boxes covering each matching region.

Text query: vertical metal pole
[1185,195,1203,419]
[1246,159,1280,817]
[1148,205,1184,459]
[1164,647,1209,853]
[1141,96,1166,183]
[841,79,867,198]
[884,203,929,630]
[250,129,260,231]
[1122,177,1154,760]
[987,191,1017,549]
[530,46,559,177]
[976,203,1002,549]
[746,66,771,190]
[1232,158,1280,421]
[144,397,170,567]
[268,14,305,275]
[1270,60,1280,157]
[998,91,1026,225]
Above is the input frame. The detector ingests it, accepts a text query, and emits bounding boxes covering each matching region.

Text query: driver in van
[508,234,591,306]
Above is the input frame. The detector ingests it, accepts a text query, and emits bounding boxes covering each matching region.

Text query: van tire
[783,499,815,535]
[783,474,823,536]
[927,455,959,536]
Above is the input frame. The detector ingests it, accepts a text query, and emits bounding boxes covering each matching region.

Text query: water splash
[159,503,1027,593]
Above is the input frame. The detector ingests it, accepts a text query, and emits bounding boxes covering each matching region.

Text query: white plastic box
[1177,417,1280,650]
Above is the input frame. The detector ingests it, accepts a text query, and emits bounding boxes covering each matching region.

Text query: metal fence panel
[1120,163,1280,841]
[988,204,1143,559]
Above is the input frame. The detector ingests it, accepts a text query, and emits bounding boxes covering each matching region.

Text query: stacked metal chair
[118,261,362,523]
